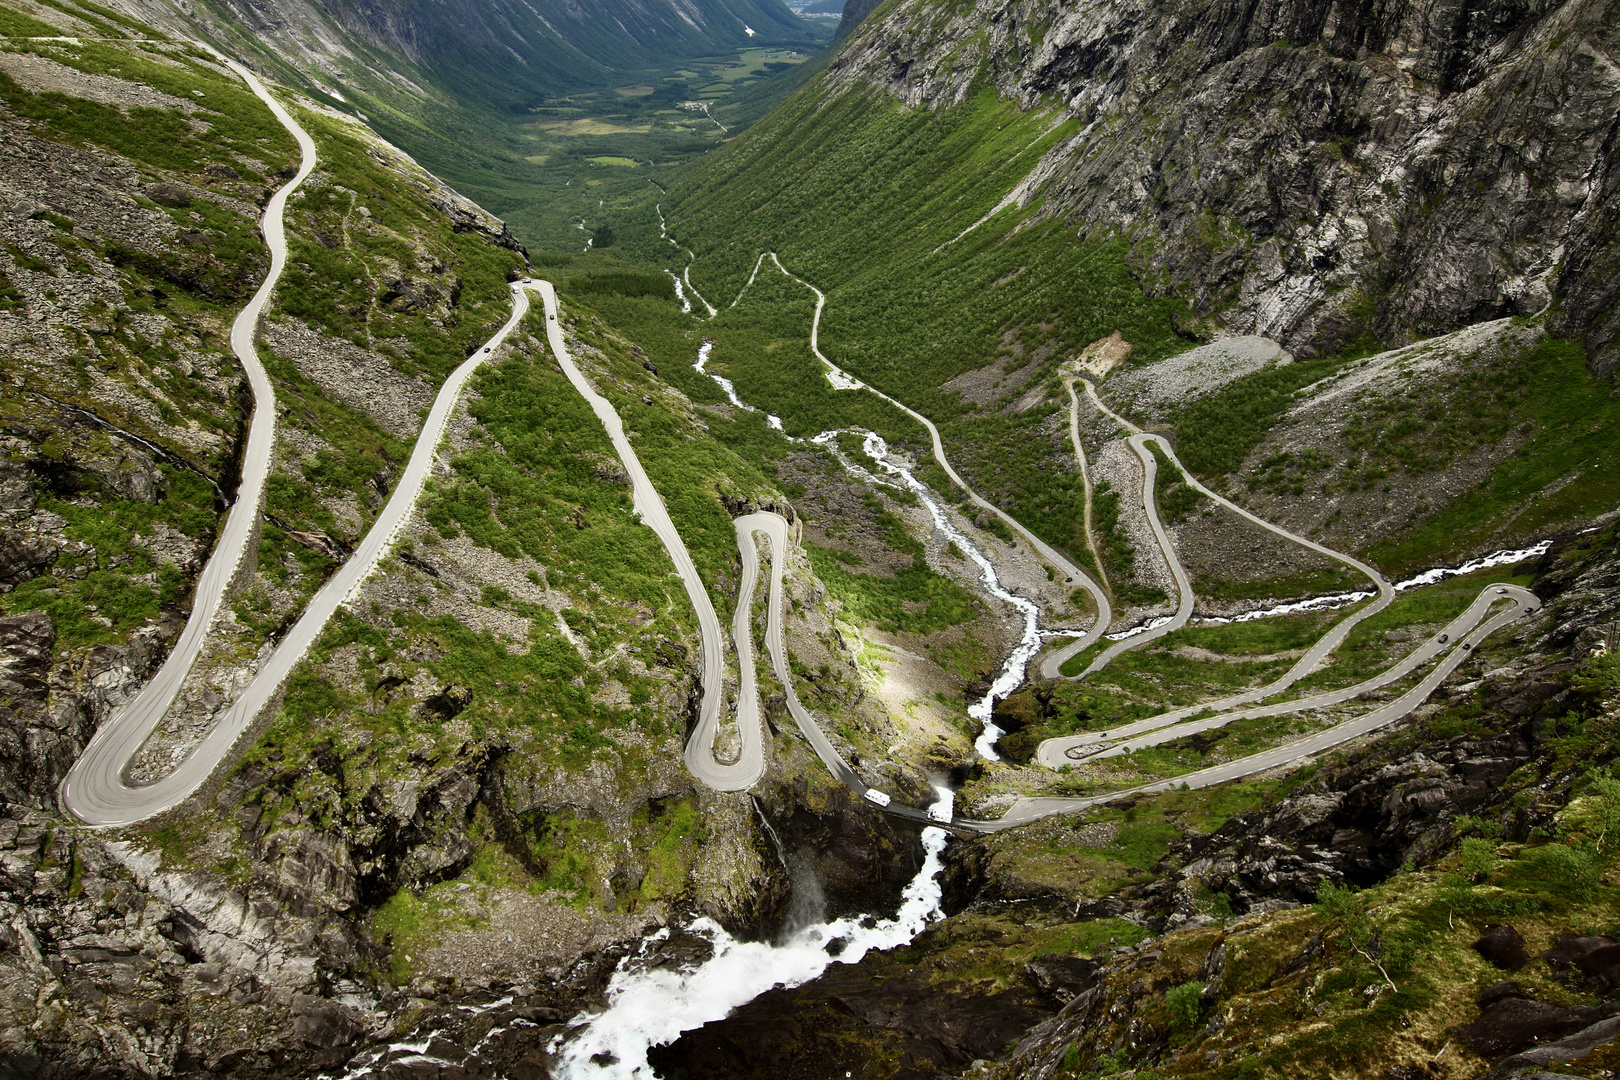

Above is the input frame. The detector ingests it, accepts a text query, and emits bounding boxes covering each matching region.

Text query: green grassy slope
[656,58,1614,579]
[661,83,1189,569]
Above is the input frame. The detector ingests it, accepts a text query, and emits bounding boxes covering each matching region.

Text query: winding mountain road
[61,60,316,827]
[616,252,1544,834]
[63,56,555,826]
[1062,377,1109,596]
[764,254,1115,654]
[560,250,1540,835]
[1056,432,1198,677]
[1071,585,1534,762]
[694,297,1540,832]
[971,584,1539,830]
[62,266,536,825]
[56,67,1546,843]
[531,282,767,791]
[1034,379,1397,759]
[735,514,934,822]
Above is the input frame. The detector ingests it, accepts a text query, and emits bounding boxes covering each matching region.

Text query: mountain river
[550,823,952,1078]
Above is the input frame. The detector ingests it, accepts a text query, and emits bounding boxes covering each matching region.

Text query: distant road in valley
[766,254,1116,655]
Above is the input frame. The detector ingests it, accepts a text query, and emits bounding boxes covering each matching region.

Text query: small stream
[688,338,1039,758]
[838,432,1045,760]
[664,271,692,314]
[550,825,951,1078]
[694,342,785,430]
[684,344,1556,763]
[1192,538,1555,627]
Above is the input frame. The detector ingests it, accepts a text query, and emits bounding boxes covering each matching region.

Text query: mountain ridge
[816,0,1619,370]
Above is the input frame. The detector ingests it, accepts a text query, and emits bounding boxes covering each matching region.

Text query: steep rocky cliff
[824,0,1620,370]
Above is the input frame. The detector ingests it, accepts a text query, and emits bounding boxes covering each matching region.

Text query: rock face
[647,965,1055,1079]
[0,816,368,1078]
[825,0,1620,368]
[836,0,886,39]
[1455,995,1620,1058]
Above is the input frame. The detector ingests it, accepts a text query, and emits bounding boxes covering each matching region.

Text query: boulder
[1474,925,1530,971]
[1478,981,1530,1010]
[1026,953,1101,1003]
[1541,935,1620,987]
[146,182,192,207]
[1455,997,1620,1058]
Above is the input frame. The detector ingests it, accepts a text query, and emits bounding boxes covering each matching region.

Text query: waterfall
[549,825,951,1078]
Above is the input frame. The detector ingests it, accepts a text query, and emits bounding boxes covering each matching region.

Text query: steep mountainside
[661,0,1618,616]
[0,4,971,1074]
[822,0,1619,370]
[95,0,827,251]
[2,0,1620,1076]
[109,0,817,107]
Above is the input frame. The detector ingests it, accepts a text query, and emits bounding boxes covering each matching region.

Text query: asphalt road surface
[1062,376,1110,595]
[1034,379,1397,764]
[528,282,767,791]
[766,253,1114,655]
[1062,432,1198,676]
[62,260,536,825]
[61,60,317,827]
[968,584,1539,830]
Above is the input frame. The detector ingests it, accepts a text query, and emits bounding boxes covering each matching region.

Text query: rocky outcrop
[826,0,1620,367]
[756,776,928,928]
[648,965,1054,1079]
[0,810,366,1078]
[836,0,886,40]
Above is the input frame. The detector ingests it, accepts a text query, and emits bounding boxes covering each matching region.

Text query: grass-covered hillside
[0,8,308,802]
[0,4,907,1069]
[653,35,1615,595]
[657,87,1188,577]
[91,0,833,253]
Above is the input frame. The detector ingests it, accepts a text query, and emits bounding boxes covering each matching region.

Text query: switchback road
[62,60,316,826]
[1034,379,1397,764]
[63,265,535,824]
[765,254,1115,655]
[530,282,766,791]
[1060,432,1198,677]
[969,583,1538,830]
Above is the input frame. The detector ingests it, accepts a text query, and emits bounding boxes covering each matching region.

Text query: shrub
[1458,837,1499,883]
[1165,980,1206,1035]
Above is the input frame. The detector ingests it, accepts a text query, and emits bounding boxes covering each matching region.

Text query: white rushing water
[550,825,951,1079]
[665,271,692,314]
[1393,539,1551,590]
[1189,539,1556,629]
[691,344,790,435]
[824,431,1045,760]
[1105,614,1178,641]
[1195,589,1376,627]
